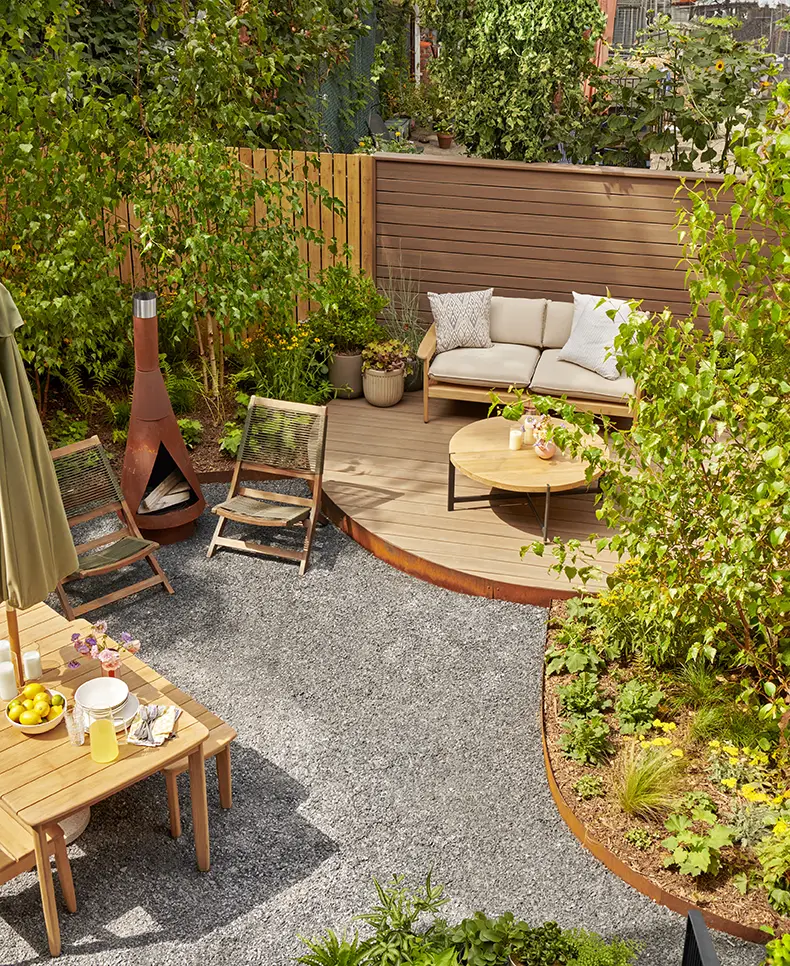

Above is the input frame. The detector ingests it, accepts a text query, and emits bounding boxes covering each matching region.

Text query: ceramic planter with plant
[309,263,388,398]
[362,339,414,408]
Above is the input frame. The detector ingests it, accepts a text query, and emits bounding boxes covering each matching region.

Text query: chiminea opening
[137,444,199,516]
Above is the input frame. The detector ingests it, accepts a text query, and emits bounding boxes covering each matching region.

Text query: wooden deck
[323,393,616,606]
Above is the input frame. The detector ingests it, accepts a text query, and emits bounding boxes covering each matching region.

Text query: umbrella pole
[6,604,24,689]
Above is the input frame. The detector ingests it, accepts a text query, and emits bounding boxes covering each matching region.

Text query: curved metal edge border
[199,471,575,606]
[540,671,767,946]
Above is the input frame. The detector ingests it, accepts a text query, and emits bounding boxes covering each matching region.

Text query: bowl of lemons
[5,683,67,734]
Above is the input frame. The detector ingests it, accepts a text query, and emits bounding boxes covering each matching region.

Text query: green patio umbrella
[0,282,78,685]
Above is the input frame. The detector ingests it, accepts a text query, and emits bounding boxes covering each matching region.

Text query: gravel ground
[0,484,765,966]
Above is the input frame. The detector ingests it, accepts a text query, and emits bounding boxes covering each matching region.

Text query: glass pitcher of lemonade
[89,707,119,763]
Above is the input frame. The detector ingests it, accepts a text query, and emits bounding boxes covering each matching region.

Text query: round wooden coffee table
[447,416,605,541]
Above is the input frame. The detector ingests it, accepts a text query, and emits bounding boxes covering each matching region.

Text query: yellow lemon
[7,705,23,722]
[8,698,23,712]
[46,706,63,721]
[34,703,50,718]
[51,693,65,707]
[22,699,35,711]
[23,683,46,699]
[18,710,42,726]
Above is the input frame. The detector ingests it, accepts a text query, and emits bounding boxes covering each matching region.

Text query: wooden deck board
[323,394,615,603]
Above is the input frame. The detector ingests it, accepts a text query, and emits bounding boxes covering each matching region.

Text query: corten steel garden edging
[540,669,767,946]
[196,468,573,606]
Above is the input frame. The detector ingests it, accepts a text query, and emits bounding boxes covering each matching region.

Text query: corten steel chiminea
[122,292,206,544]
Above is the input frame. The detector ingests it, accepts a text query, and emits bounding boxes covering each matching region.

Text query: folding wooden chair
[51,436,174,620]
[207,396,327,574]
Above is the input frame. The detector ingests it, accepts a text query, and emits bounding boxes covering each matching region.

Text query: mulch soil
[543,601,790,936]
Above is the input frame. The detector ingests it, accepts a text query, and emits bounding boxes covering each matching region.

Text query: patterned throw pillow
[428,289,494,353]
[558,292,632,380]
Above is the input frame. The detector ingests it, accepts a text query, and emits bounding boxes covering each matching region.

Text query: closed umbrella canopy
[0,283,78,611]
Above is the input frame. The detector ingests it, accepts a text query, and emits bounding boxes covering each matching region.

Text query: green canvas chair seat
[76,536,157,573]
[207,396,328,575]
[213,495,310,527]
[51,436,174,620]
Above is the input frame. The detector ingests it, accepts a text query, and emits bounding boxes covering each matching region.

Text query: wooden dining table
[0,602,212,957]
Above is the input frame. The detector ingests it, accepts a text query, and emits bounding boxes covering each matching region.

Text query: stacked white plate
[74,677,140,733]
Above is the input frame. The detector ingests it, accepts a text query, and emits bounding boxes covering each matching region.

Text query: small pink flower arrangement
[71,620,141,674]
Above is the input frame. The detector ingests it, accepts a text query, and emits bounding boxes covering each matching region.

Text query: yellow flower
[715,60,725,71]
[774,820,789,837]
[722,744,739,756]
[670,748,684,758]
[721,777,737,789]
[708,740,721,749]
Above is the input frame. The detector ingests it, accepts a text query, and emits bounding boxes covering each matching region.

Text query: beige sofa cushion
[543,300,574,349]
[430,343,540,388]
[489,297,546,347]
[530,349,634,403]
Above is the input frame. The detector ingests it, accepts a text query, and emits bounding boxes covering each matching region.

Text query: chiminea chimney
[121,292,206,543]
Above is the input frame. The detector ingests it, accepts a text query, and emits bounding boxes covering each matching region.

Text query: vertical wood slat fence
[109,150,376,321]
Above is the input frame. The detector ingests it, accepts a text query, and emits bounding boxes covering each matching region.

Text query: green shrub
[614,745,681,821]
[730,802,776,849]
[545,643,603,678]
[755,821,790,916]
[572,775,604,801]
[558,673,610,718]
[566,931,640,966]
[47,410,88,449]
[559,714,612,766]
[309,263,387,354]
[662,807,734,878]
[297,930,369,966]
[614,680,663,736]
[177,418,204,451]
[624,827,653,851]
[766,932,790,966]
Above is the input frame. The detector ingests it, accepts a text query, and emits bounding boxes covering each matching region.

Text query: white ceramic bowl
[74,677,129,713]
[5,690,68,735]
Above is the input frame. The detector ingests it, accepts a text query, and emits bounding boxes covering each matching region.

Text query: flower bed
[542,601,790,942]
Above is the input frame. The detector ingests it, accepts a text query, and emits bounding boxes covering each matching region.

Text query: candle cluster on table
[0,660,16,701]
[23,650,42,681]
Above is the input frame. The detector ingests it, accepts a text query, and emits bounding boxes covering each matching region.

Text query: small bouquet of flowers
[71,620,141,676]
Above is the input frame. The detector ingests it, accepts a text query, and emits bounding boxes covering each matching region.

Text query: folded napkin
[128,704,182,747]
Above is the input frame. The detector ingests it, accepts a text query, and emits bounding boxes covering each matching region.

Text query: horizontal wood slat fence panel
[374,155,727,323]
[107,150,375,320]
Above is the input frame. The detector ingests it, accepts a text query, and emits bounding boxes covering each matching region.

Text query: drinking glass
[65,703,85,746]
[89,707,119,763]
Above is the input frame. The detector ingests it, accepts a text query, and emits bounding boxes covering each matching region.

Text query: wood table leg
[216,745,232,809]
[50,828,77,914]
[33,825,61,956]
[188,745,211,872]
[165,770,183,838]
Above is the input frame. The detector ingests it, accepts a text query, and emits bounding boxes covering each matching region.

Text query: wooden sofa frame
[417,324,632,422]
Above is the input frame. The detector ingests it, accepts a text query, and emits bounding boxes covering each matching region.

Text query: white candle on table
[523,421,535,445]
[0,661,16,701]
[0,640,10,664]
[509,428,523,451]
[23,651,42,681]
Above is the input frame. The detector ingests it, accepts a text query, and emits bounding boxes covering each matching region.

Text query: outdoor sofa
[417,296,634,422]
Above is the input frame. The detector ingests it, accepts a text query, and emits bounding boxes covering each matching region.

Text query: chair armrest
[417,324,436,362]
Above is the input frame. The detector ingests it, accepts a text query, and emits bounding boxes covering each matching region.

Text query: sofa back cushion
[489,297,546,348]
[542,300,574,348]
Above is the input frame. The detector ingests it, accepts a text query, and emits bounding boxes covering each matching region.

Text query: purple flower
[75,641,90,656]
[90,645,100,660]
[67,660,80,669]
[71,632,81,642]
[119,631,133,644]
[85,635,97,647]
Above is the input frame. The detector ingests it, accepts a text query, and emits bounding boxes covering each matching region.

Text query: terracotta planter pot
[437,132,454,149]
[363,367,405,407]
[329,352,363,399]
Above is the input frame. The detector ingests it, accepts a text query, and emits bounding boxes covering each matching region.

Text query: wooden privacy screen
[375,155,728,323]
[110,150,375,320]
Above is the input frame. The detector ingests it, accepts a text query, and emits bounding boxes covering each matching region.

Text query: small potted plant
[71,620,141,679]
[362,339,414,407]
[310,263,388,398]
[532,413,556,460]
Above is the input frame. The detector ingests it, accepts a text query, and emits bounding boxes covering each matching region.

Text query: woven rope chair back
[52,438,124,520]
[239,398,327,474]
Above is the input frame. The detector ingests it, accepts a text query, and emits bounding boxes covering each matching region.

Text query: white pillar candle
[509,428,523,451]
[0,640,10,664]
[23,651,42,681]
[523,422,535,445]
[0,661,17,701]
